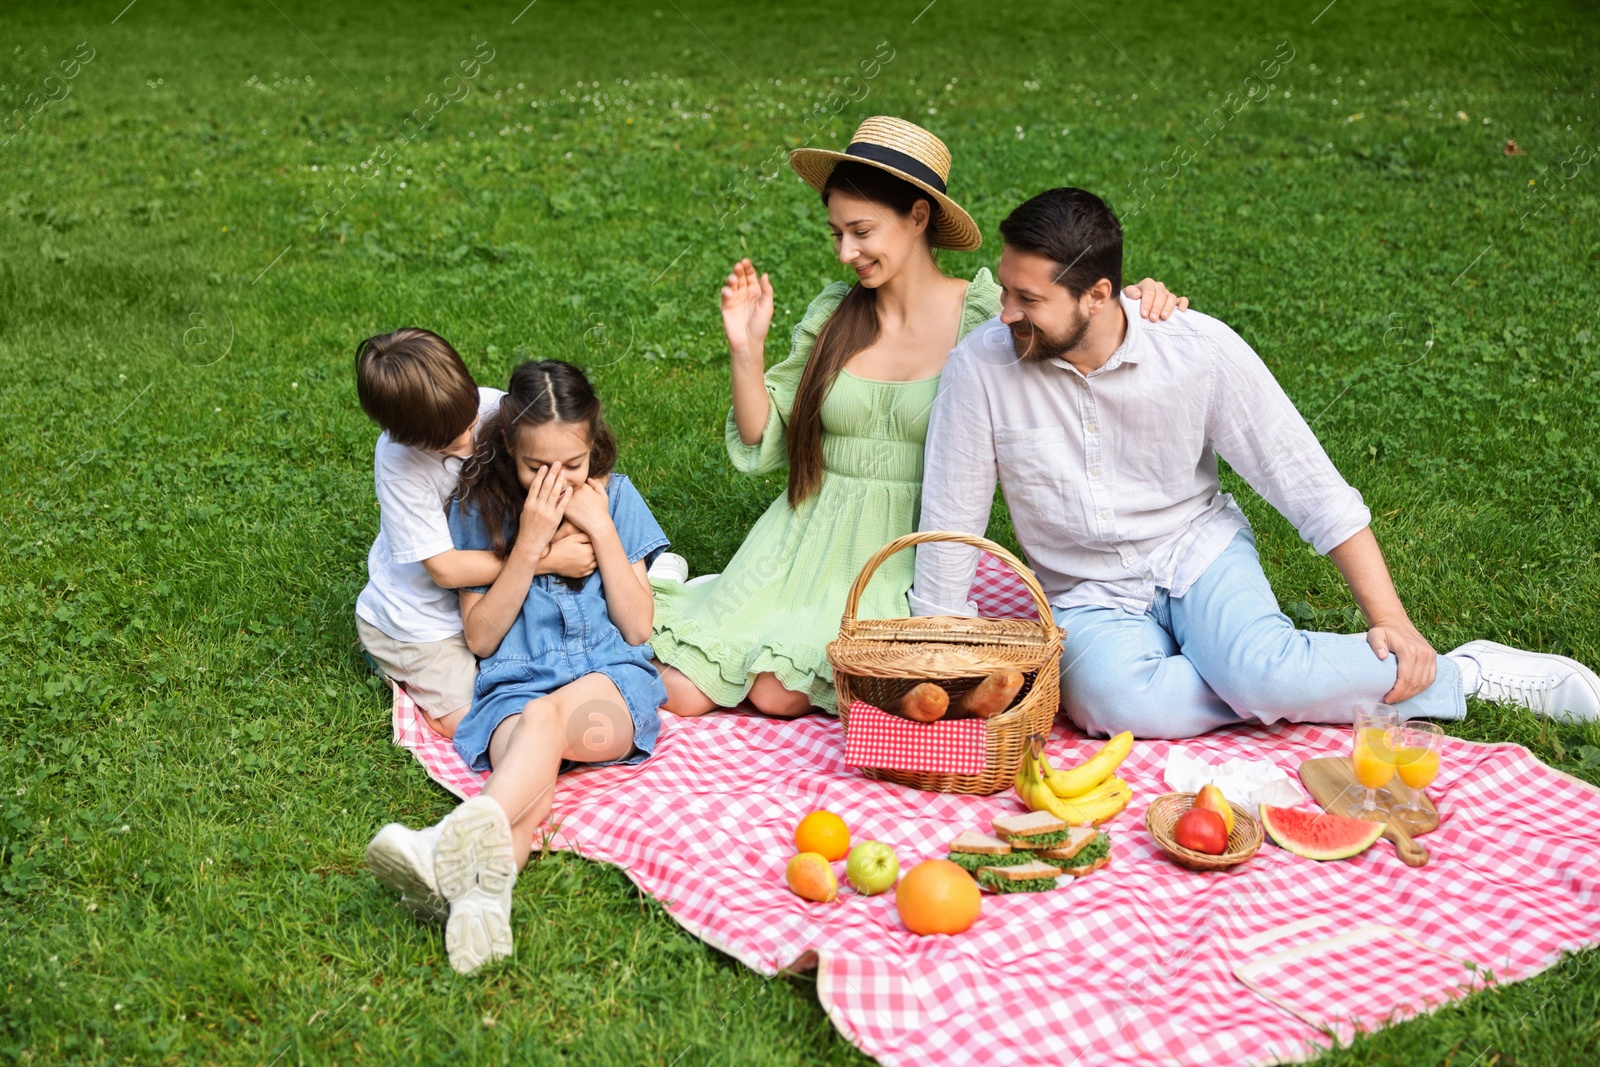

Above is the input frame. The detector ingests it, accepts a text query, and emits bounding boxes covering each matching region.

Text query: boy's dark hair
[998,188,1123,297]
[354,328,480,451]
[456,360,617,560]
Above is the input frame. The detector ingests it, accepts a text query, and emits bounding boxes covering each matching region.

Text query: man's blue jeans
[1054,530,1466,739]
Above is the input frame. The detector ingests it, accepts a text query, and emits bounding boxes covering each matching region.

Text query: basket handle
[839,530,1057,642]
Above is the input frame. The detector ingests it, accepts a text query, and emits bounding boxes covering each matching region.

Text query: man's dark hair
[998,187,1123,296]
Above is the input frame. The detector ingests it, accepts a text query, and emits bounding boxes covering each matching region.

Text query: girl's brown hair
[455,360,616,559]
[784,162,940,507]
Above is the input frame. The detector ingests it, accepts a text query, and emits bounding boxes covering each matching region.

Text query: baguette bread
[884,682,949,723]
[951,670,1024,719]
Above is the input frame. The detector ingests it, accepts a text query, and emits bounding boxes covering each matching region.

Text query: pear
[1193,784,1235,838]
[786,853,839,903]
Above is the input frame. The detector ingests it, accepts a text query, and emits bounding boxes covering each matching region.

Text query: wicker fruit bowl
[1145,791,1264,871]
[828,531,1064,796]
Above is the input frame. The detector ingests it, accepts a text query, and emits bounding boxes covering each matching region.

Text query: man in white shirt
[912,188,1600,736]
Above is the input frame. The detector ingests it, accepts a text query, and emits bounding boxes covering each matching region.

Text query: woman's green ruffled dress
[649,269,1001,714]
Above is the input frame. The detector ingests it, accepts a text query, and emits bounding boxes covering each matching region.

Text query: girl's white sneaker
[1448,640,1600,721]
[433,796,517,975]
[365,822,447,924]
[647,552,690,584]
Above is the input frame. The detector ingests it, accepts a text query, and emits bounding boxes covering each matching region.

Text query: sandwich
[1038,825,1113,877]
[991,810,1078,850]
[975,859,1062,894]
[946,830,1035,873]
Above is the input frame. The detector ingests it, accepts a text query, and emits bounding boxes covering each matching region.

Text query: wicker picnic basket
[828,531,1064,796]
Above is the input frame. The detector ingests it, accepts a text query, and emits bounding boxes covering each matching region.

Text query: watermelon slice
[1259,805,1385,861]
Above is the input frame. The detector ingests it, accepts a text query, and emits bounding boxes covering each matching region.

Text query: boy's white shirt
[355,387,504,643]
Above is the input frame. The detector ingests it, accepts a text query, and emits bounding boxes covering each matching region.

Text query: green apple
[845,840,899,895]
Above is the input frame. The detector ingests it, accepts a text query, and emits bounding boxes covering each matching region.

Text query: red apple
[1173,807,1229,855]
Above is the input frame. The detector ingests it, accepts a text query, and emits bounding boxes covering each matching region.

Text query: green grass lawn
[3,0,1599,1062]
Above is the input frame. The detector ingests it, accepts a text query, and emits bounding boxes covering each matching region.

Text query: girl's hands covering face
[519,464,571,550]
[561,477,613,537]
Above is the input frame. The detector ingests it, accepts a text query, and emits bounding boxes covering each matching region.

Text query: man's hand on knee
[1367,619,1438,703]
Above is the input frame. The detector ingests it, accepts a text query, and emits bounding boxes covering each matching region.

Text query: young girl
[366,360,669,975]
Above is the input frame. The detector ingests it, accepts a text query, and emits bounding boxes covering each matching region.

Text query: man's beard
[1010,309,1090,363]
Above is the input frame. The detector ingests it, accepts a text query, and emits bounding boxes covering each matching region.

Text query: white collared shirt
[910,295,1371,616]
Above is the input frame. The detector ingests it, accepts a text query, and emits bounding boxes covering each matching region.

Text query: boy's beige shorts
[355,615,476,721]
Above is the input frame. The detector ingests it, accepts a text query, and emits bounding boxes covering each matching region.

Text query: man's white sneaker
[1447,640,1600,722]
[684,572,719,589]
[647,552,690,584]
[365,822,447,924]
[433,796,517,975]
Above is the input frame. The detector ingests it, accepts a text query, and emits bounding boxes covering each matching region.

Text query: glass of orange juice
[1390,721,1444,818]
[1344,703,1399,819]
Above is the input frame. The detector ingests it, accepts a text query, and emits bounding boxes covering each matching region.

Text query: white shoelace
[1477,673,1553,714]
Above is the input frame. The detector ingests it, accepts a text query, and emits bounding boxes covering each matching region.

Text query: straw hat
[788,116,981,252]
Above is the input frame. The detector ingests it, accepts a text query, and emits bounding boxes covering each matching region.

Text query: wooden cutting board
[1298,757,1438,868]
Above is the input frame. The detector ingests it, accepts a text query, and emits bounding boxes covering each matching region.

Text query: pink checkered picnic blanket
[382,561,1600,1066]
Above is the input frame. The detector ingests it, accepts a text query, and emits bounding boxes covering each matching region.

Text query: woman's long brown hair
[455,360,617,559]
[785,162,940,507]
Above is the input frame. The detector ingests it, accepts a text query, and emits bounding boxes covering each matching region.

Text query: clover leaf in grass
[1576,746,1600,771]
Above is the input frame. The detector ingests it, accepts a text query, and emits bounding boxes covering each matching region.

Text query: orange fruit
[794,811,850,861]
[895,859,982,935]
[785,853,838,902]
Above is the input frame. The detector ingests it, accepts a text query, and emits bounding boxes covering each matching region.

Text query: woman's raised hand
[1122,277,1190,321]
[720,258,774,360]
[519,465,571,553]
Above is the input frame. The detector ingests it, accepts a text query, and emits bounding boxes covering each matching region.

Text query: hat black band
[843,142,948,194]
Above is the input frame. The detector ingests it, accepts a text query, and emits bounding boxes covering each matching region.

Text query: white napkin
[1163,746,1306,812]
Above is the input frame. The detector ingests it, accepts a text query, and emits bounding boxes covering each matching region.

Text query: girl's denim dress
[447,473,669,772]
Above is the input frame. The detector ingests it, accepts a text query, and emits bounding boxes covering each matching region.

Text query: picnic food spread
[781,713,1440,932]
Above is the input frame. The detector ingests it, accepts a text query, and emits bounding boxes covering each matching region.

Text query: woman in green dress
[650,117,1183,718]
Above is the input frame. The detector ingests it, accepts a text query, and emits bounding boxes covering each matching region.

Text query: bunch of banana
[1014,732,1134,825]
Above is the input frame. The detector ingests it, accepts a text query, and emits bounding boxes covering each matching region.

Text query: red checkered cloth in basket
[381,556,1600,1067]
[842,700,989,775]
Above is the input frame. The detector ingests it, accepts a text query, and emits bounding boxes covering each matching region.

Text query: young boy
[353,328,510,740]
